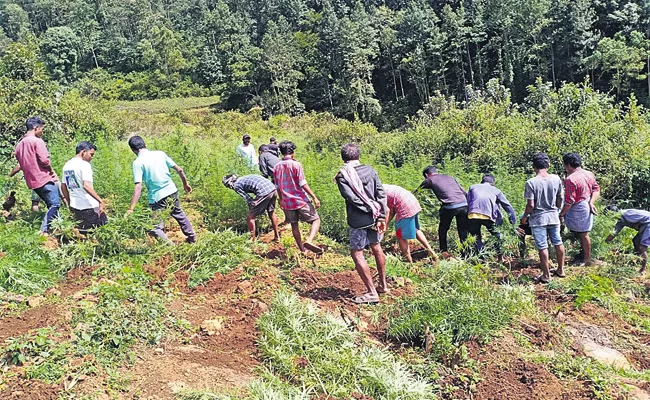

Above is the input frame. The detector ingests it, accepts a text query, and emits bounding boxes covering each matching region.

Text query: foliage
[542,352,614,400]
[384,261,534,359]
[257,291,436,399]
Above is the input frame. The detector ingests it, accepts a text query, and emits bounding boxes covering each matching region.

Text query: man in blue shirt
[127,136,196,243]
[223,174,280,242]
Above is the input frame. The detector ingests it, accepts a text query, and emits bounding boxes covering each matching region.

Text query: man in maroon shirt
[9,117,61,233]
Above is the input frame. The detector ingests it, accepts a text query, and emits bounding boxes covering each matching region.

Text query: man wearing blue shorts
[522,153,565,283]
[384,184,437,262]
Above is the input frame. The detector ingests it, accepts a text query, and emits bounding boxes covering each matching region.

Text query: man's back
[132,149,177,204]
[421,174,467,207]
[468,183,515,224]
[384,184,421,221]
[335,164,386,229]
[259,151,280,179]
[15,135,55,190]
[63,157,99,210]
[524,175,562,227]
[235,175,275,200]
[273,158,309,210]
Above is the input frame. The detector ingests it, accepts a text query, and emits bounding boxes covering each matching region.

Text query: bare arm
[127,183,143,213]
[173,165,192,193]
[559,202,572,218]
[9,164,21,177]
[521,199,534,225]
[83,181,105,213]
[589,191,600,215]
[61,183,71,207]
[302,183,320,209]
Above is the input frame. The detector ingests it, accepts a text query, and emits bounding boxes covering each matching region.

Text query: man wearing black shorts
[223,174,280,242]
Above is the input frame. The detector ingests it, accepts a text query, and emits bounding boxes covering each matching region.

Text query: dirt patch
[0,379,61,400]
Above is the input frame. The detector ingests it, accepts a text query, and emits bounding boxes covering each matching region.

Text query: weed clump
[257,291,435,399]
[384,260,534,359]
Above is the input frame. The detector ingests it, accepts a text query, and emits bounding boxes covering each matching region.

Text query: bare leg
[306,218,320,243]
[291,222,304,251]
[351,249,378,296]
[555,244,566,276]
[579,232,591,264]
[247,214,256,242]
[636,245,647,273]
[369,243,387,292]
[269,211,279,241]
[538,249,551,281]
[415,230,437,259]
[398,238,412,262]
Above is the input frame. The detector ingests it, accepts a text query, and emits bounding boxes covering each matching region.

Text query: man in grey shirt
[522,153,565,283]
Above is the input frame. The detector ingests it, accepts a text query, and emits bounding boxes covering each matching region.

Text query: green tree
[40,26,80,84]
[0,3,30,41]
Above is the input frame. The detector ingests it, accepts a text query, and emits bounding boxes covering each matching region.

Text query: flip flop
[352,293,380,304]
[304,242,323,255]
[550,269,566,278]
[533,275,551,284]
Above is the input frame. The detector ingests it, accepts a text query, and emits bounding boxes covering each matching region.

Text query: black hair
[242,134,251,140]
[128,135,146,151]
[532,153,550,170]
[259,144,269,153]
[341,143,361,162]
[422,165,438,177]
[279,140,296,156]
[481,173,495,184]
[76,141,97,154]
[26,116,45,131]
[563,152,582,168]
[269,137,277,144]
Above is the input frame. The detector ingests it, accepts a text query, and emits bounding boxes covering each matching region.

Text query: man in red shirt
[9,117,61,233]
[559,153,600,266]
[273,141,322,254]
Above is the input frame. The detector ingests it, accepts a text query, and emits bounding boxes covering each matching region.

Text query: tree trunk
[466,42,475,88]
[550,42,556,87]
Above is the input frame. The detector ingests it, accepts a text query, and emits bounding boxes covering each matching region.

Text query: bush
[385,261,534,359]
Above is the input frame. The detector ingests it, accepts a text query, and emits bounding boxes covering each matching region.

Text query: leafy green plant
[542,352,614,400]
[257,291,435,399]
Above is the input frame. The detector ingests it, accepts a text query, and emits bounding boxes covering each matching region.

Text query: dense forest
[0,0,649,127]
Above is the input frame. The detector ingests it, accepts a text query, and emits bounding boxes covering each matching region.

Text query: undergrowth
[256,291,436,399]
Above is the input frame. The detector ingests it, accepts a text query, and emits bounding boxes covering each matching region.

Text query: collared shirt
[237,143,259,167]
[467,183,517,225]
[614,209,650,235]
[14,135,57,189]
[132,149,178,204]
[383,184,421,221]
[419,174,467,208]
[273,157,310,210]
[565,168,600,205]
[233,175,276,204]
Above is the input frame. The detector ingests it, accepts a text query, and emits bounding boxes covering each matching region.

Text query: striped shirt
[565,168,600,205]
[384,184,422,221]
[234,175,276,204]
[273,157,310,210]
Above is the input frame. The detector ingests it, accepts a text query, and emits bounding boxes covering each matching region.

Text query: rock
[0,292,25,303]
[167,381,187,393]
[236,280,255,295]
[45,288,61,297]
[624,385,650,400]
[581,340,632,370]
[27,296,43,308]
[251,299,269,313]
[393,277,406,287]
[200,318,225,335]
[154,347,165,355]
[72,291,86,300]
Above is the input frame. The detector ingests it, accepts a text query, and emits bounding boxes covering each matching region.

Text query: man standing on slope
[335,143,387,304]
[9,117,61,234]
[522,153,565,283]
[127,136,196,244]
[559,153,600,266]
[222,174,280,242]
[606,207,650,274]
[61,141,108,233]
[383,184,437,262]
[273,140,322,254]
[258,144,280,182]
[237,134,259,168]
[419,166,469,257]
[466,174,517,262]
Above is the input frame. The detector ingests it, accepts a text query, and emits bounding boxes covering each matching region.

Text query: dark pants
[150,192,195,243]
[33,182,61,232]
[468,219,502,255]
[71,207,108,234]
[438,206,469,252]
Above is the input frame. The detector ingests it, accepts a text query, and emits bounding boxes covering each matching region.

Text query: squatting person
[559,152,600,266]
[61,141,108,233]
[606,208,650,274]
[127,135,196,244]
[273,140,322,254]
[9,117,61,234]
[335,143,387,304]
[522,153,565,283]
[383,184,437,262]
[222,174,280,242]
[466,174,517,262]
[419,166,469,257]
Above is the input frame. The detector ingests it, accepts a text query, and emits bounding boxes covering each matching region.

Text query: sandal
[304,242,323,255]
[550,269,566,278]
[352,293,380,304]
[533,275,551,284]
